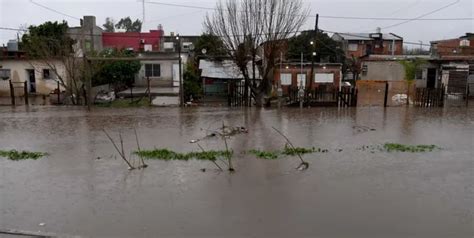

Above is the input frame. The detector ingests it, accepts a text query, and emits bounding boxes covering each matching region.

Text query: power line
[145,0,473,21]
[0,25,466,51]
[381,0,461,29]
[29,0,80,21]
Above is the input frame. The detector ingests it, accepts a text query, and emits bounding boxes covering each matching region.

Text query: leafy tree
[115,17,142,32]
[22,21,74,57]
[103,17,115,32]
[287,30,344,63]
[93,49,141,90]
[400,58,427,105]
[194,33,227,60]
[183,61,202,101]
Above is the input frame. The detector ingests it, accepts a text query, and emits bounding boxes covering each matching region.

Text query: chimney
[376,27,381,34]
[83,16,96,30]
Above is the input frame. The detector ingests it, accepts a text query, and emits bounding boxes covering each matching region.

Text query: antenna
[142,0,146,31]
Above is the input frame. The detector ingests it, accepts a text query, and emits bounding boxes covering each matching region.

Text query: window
[362,65,368,76]
[348,44,358,52]
[415,69,423,80]
[315,73,334,83]
[144,44,152,52]
[145,64,161,77]
[297,74,306,88]
[85,40,91,51]
[164,42,174,49]
[388,43,396,52]
[460,39,470,47]
[280,73,292,85]
[43,69,51,79]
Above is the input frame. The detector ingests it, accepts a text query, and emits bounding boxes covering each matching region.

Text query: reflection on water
[0,106,473,237]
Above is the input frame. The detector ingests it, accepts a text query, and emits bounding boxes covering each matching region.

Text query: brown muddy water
[0,106,473,238]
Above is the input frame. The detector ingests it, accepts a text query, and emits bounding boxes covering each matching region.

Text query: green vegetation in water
[247,146,329,160]
[0,150,48,161]
[96,99,150,108]
[282,145,329,156]
[383,143,440,153]
[248,149,279,160]
[135,149,232,161]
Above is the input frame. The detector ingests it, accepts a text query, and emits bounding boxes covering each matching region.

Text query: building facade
[332,31,403,59]
[274,63,342,95]
[431,33,474,57]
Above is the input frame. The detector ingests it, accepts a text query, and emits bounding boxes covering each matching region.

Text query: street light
[176,34,184,107]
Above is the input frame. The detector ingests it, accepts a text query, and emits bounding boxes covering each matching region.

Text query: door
[172,64,181,87]
[27,69,36,93]
[427,68,436,89]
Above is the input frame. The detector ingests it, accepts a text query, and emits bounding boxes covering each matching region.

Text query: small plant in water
[248,149,279,160]
[0,150,48,161]
[383,143,440,153]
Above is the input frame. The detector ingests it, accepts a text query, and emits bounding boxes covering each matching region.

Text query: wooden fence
[228,80,251,107]
[414,86,445,107]
[288,86,357,107]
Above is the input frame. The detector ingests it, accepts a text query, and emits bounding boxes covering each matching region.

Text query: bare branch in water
[103,129,135,170]
[272,127,309,170]
[134,127,148,169]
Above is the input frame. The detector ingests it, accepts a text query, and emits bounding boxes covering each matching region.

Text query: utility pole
[177,34,184,107]
[142,0,146,31]
[310,14,319,89]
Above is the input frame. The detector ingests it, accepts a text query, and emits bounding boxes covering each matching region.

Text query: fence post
[57,81,61,105]
[9,80,15,106]
[383,82,389,108]
[147,76,151,104]
[24,81,28,105]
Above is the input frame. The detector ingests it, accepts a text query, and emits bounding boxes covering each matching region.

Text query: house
[359,55,438,88]
[160,33,200,53]
[1,43,66,97]
[199,59,260,97]
[332,29,403,59]
[431,33,474,57]
[68,16,103,55]
[102,27,163,52]
[274,62,342,95]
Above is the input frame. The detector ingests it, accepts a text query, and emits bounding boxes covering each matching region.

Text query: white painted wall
[0,60,66,96]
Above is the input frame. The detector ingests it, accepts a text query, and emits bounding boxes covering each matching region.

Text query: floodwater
[0,106,473,238]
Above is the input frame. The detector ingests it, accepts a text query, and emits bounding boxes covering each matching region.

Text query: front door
[172,64,180,87]
[27,69,36,93]
[427,68,436,89]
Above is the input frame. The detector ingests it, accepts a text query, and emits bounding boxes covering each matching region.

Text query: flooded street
[0,106,473,237]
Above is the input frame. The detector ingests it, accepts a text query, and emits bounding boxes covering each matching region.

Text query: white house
[0,59,67,97]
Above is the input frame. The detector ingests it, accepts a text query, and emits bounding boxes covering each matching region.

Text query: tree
[103,17,115,32]
[183,61,202,101]
[93,49,141,91]
[115,17,142,32]
[22,21,85,105]
[287,30,344,63]
[205,0,308,106]
[194,33,227,60]
[400,58,426,105]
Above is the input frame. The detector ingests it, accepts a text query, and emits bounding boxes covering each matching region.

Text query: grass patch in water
[383,143,440,153]
[248,149,279,160]
[0,150,48,161]
[282,145,328,156]
[135,149,232,161]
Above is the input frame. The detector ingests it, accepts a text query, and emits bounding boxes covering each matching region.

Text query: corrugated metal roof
[199,59,261,79]
[335,33,403,41]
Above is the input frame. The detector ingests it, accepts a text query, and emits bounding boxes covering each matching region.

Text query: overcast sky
[1,0,473,48]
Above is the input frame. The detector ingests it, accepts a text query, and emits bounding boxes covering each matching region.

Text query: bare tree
[205,0,308,106]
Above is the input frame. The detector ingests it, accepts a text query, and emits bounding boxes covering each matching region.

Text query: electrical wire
[381,0,461,29]
[144,0,473,21]
[29,0,81,21]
